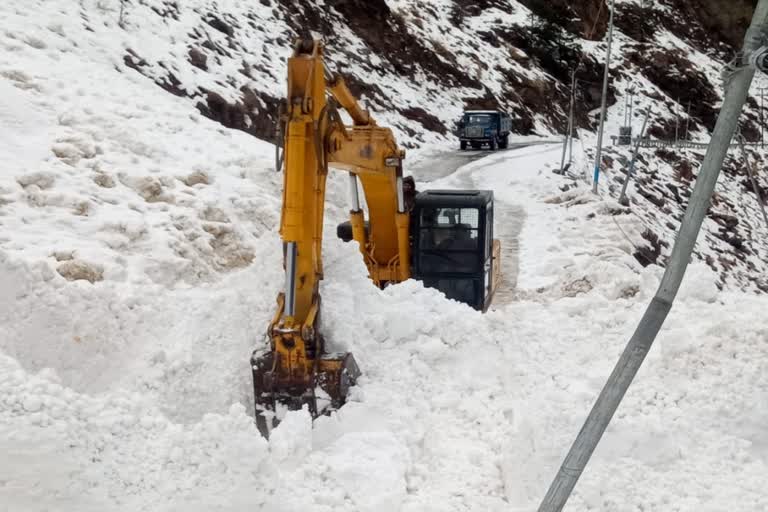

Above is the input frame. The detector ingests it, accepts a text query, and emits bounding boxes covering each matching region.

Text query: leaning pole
[536,2,768,511]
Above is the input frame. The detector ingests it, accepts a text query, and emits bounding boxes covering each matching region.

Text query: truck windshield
[465,114,492,126]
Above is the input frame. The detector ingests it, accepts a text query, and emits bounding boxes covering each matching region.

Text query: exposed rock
[188,47,208,71]
[183,170,210,187]
[93,172,116,188]
[627,48,719,132]
[57,260,104,283]
[17,172,56,190]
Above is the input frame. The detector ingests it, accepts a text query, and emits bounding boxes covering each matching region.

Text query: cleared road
[410,141,553,183]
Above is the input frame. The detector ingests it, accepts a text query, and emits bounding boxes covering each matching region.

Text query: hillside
[60,0,768,291]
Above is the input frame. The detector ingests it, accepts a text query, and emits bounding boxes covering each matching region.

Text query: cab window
[418,207,481,274]
[419,207,479,250]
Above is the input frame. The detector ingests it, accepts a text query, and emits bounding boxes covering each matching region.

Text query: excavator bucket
[251,346,360,437]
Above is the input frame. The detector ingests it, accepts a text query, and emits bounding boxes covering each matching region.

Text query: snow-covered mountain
[2,1,768,511]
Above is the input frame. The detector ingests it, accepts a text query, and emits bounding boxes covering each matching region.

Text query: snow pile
[0,20,282,287]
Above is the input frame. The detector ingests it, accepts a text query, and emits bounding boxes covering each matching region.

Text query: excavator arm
[251,39,410,436]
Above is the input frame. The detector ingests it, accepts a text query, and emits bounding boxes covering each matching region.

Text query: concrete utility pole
[536,1,768,510]
[592,0,616,194]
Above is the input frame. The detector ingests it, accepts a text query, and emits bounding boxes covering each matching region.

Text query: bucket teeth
[251,349,359,438]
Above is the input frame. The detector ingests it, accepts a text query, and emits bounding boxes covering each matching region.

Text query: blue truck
[457,110,512,151]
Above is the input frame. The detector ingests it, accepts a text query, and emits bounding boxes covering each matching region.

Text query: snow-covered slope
[34,0,766,291]
[2,0,768,511]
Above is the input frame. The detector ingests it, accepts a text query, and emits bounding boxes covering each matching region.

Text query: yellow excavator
[251,39,501,436]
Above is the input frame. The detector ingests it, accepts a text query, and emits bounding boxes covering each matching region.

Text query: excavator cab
[411,190,500,311]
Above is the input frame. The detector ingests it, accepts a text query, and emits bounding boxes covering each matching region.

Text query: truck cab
[411,190,500,311]
[457,110,512,151]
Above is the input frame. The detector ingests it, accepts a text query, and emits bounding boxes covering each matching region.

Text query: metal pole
[761,87,766,147]
[738,135,768,228]
[623,94,629,126]
[568,74,576,166]
[675,97,680,145]
[684,100,692,141]
[592,0,616,194]
[537,2,768,509]
[560,71,577,174]
[559,114,569,175]
[618,107,651,206]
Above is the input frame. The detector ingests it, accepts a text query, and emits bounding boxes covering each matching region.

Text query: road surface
[410,141,552,183]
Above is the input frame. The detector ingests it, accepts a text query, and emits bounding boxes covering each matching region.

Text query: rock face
[116,0,762,147]
[664,0,755,50]
[518,0,609,39]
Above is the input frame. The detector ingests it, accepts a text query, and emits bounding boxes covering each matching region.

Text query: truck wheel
[499,135,509,149]
[489,137,498,151]
[460,141,467,150]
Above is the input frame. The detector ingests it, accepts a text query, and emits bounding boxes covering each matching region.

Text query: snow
[2,1,768,511]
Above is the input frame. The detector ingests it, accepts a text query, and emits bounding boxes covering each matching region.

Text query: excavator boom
[251,39,409,436]
[251,39,501,436]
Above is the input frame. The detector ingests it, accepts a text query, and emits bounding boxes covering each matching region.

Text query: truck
[457,110,512,151]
